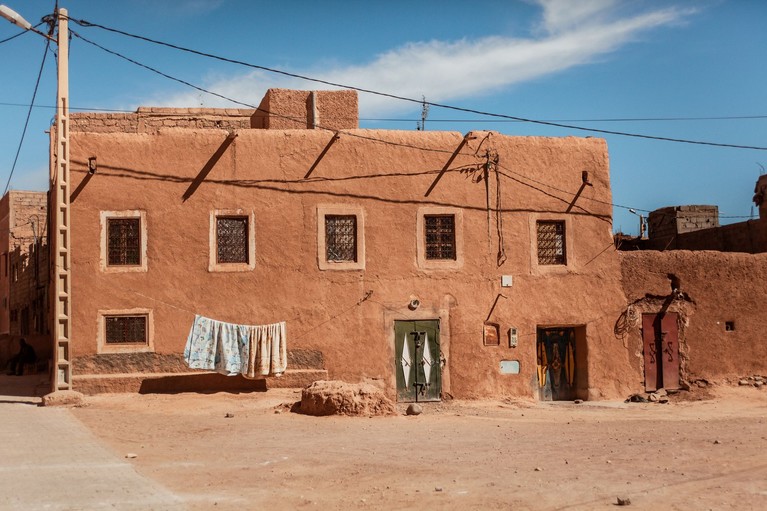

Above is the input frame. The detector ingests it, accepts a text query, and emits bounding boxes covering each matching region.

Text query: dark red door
[642,313,680,392]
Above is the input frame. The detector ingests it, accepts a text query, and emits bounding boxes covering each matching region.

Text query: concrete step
[73,369,328,395]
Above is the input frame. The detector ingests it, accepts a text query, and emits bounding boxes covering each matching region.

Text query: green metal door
[394,320,441,402]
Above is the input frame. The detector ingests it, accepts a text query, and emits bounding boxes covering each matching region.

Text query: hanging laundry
[243,321,288,379]
[184,315,287,377]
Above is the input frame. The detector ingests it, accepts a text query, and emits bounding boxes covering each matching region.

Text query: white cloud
[149,0,693,117]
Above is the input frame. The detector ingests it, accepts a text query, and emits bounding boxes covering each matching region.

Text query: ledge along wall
[68,117,634,399]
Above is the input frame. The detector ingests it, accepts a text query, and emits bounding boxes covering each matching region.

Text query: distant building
[0,191,49,369]
[617,179,767,253]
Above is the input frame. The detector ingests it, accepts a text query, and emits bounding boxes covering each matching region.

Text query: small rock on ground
[406,404,423,416]
[616,496,631,506]
[41,390,85,407]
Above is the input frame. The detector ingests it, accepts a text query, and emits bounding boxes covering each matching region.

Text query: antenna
[416,95,429,131]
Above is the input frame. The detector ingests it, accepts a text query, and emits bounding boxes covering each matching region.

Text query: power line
[68,29,758,221]
[71,16,767,151]
[3,34,51,195]
[3,101,767,125]
[0,22,45,45]
[361,115,767,123]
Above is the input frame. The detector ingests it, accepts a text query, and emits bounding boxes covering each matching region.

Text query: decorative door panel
[395,320,441,402]
[642,313,680,392]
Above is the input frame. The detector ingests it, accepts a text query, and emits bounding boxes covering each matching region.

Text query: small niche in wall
[725,321,735,332]
[483,321,500,346]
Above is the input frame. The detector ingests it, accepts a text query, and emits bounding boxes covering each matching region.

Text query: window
[424,214,456,260]
[98,308,154,353]
[537,221,566,265]
[316,205,365,271]
[216,216,249,264]
[209,209,256,272]
[100,211,147,273]
[108,218,141,265]
[326,215,357,262]
[105,315,147,344]
[416,207,463,270]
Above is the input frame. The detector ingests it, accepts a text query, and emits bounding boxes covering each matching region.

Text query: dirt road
[72,385,767,510]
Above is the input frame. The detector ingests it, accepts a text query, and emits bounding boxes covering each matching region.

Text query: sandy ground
[65,384,767,510]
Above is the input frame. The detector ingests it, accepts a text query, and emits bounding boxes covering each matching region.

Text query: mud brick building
[0,191,49,367]
[59,88,767,400]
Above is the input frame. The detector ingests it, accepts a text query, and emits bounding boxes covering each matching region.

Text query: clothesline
[126,288,374,341]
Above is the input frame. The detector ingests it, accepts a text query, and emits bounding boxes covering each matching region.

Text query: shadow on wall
[69,160,611,223]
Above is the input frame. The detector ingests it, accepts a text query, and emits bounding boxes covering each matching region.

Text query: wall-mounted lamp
[582,170,592,186]
[88,156,97,175]
[408,298,420,311]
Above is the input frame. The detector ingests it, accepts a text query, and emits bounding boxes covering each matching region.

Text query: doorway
[537,328,577,401]
[641,313,680,391]
[394,320,441,402]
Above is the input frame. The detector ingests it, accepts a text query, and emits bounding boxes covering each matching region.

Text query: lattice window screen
[105,315,147,344]
[424,215,456,260]
[325,215,357,262]
[217,216,249,264]
[107,218,141,265]
[537,221,566,265]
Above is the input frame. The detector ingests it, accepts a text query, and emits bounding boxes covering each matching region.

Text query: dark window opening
[325,215,357,262]
[425,214,456,260]
[108,218,141,266]
[537,221,566,265]
[216,216,249,264]
[725,321,735,332]
[105,315,147,344]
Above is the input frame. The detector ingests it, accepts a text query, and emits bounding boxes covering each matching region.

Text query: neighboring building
[647,205,720,241]
[619,180,767,253]
[0,191,49,369]
[754,174,767,219]
[62,88,637,401]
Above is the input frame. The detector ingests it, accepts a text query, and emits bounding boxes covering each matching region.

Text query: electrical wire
[70,16,767,151]
[3,33,51,195]
[0,22,46,45]
[360,115,767,123]
[69,29,759,221]
[3,101,766,125]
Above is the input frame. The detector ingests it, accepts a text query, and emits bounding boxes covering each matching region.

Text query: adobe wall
[70,108,254,134]
[67,127,631,400]
[620,251,767,383]
[252,89,358,130]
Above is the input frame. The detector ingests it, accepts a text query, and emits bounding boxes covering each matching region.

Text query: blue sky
[1,0,765,234]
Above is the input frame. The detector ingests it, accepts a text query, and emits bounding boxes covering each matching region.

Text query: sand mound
[297,380,396,417]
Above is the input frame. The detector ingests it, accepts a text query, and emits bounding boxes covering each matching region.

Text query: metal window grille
[107,218,141,266]
[325,215,357,262]
[105,315,147,344]
[537,221,566,265]
[216,216,249,264]
[425,215,456,260]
